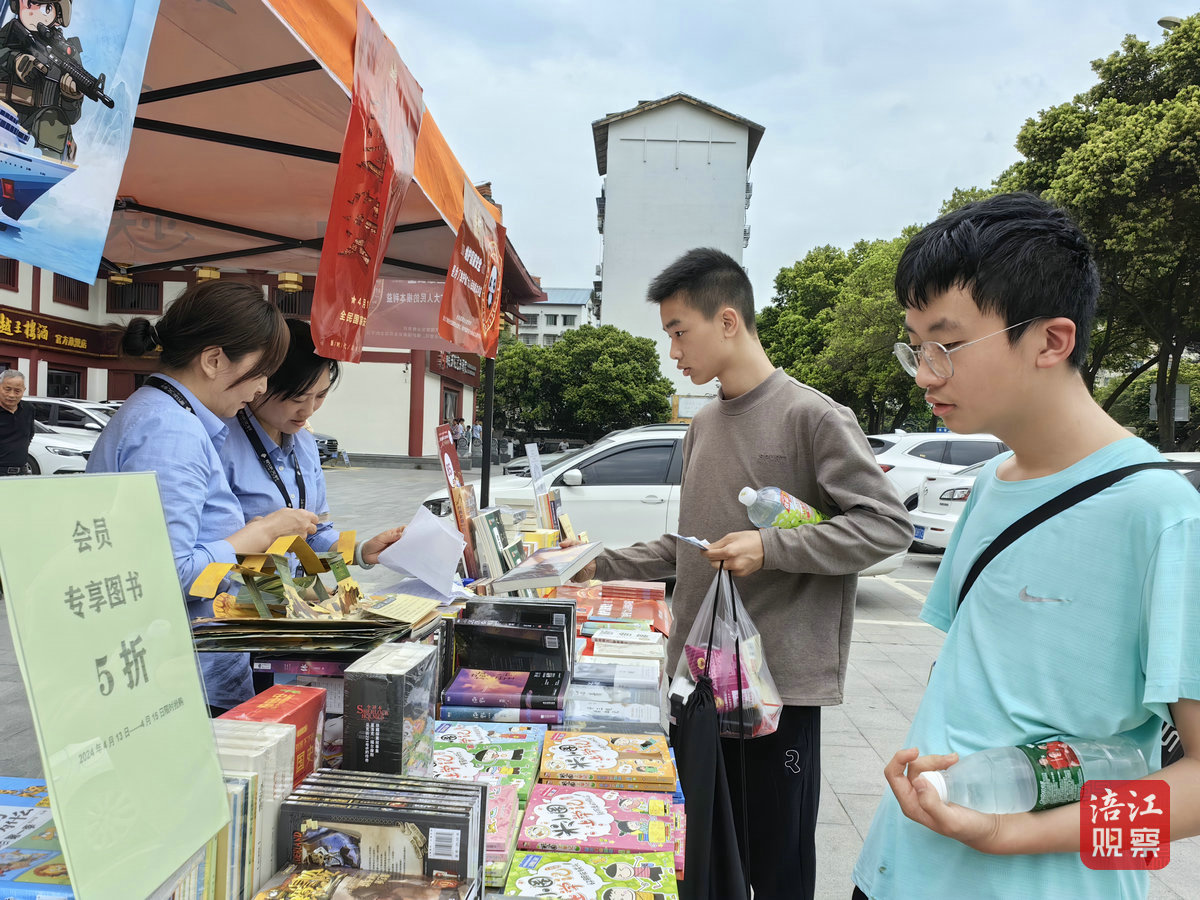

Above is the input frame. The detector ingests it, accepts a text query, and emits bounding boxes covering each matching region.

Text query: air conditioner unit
[743,226,751,248]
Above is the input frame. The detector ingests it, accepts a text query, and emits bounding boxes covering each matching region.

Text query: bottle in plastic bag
[918,736,1148,814]
[738,485,825,528]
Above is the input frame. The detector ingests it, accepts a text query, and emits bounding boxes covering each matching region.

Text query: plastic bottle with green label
[918,736,1148,814]
[738,485,825,529]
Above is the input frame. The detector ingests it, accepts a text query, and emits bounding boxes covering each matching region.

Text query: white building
[517,287,596,347]
[592,93,764,392]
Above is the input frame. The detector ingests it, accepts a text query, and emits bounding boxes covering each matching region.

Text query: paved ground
[1,464,1196,897]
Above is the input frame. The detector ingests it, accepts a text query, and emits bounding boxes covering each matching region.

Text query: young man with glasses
[853,193,1200,899]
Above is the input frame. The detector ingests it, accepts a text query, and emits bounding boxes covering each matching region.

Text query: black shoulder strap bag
[953,460,1199,766]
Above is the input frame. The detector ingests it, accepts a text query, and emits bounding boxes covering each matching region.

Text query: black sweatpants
[721,705,821,900]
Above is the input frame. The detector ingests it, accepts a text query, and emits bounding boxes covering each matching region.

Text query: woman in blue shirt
[220,318,404,570]
[87,282,319,711]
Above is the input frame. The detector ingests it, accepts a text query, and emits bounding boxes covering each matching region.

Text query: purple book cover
[442,668,565,710]
[438,705,564,724]
[517,784,675,854]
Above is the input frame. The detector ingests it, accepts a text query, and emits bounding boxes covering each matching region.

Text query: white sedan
[28,421,95,475]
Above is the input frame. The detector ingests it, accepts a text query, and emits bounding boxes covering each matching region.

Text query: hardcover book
[342,642,438,776]
[220,683,327,788]
[452,619,571,674]
[463,597,576,645]
[537,732,675,790]
[505,850,679,899]
[490,543,603,594]
[442,668,567,710]
[518,784,674,854]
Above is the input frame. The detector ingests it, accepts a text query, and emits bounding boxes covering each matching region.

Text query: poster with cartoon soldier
[0,0,157,281]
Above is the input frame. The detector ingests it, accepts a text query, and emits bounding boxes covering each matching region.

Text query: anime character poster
[311,0,423,363]
[0,0,157,282]
[437,177,505,358]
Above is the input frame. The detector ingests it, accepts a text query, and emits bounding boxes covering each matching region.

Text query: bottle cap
[918,770,948,804]
[738,487,756,507]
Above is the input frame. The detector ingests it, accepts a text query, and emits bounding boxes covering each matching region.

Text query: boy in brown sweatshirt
[573,247,912,899]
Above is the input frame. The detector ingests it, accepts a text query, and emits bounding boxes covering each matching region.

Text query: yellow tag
[189,562,235,599]
[337,529,356,565]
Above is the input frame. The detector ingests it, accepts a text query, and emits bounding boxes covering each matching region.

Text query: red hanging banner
[311,1,424,362]
[437,178,506,359]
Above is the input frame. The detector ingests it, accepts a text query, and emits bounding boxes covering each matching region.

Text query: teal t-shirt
[854,437,1200,899]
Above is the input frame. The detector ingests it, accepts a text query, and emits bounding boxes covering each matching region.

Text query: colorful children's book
[430,740,542,803]
[485,783,520,856]
[443,668,566,710]
[518,785,674,854]
[434,721,548,750]
[505,850,679,899]
[538,732,675,790]
[0,778,71,898]
[252,864,476,899]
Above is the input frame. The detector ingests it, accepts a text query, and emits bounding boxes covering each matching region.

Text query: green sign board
[0,473,229,899]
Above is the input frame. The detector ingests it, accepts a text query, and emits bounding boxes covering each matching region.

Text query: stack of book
[341,642,438,776]
[505,850,680,899]
[250,656,354,769]
[429,720,544,805]
[213,719,297,894]
[537,731,675,793]
[277,769,487,890]
[252,865,476,899]
[588,628,667,662]
[469,507,528,582]
[219,683,326,789]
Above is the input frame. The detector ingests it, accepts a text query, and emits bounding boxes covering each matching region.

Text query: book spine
[441,687,520,709]
[251,658,349,676]
[439,705,564,724]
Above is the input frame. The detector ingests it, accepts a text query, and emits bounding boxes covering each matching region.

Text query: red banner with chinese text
[311,1,424,362]
[437,179,506,358]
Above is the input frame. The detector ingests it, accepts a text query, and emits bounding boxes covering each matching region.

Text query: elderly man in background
[0,369,33,476]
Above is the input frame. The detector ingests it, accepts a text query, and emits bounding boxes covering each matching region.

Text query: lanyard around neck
[146,376,194,415]
[236,409,306,510]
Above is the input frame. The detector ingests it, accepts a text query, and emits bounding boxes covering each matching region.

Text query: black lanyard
[146,376,194,414]
[236,409,306,510]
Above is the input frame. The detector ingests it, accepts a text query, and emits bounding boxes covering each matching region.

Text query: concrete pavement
[1,464,1196,897]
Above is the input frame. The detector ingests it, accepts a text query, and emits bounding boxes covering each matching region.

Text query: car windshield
[534,438,617,478]
[81,404,114,419]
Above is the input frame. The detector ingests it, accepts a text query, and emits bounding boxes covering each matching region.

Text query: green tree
[1095,361,1200,446]
[1001,17,1200,448]
[487,325,673,441]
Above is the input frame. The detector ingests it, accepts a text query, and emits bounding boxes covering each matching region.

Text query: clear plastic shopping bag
[668,564,782,738]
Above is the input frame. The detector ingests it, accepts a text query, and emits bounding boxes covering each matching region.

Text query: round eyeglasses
[893,317,1047,379]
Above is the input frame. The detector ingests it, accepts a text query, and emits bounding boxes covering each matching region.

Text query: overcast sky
[373,1,1174,309]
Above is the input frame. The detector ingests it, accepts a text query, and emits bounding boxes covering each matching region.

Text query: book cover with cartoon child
[537,732,674,789]
[517,785,674,854]
[504,851,678,899]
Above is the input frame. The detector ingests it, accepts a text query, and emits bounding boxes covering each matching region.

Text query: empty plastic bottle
[738,485,825,528]
[918,736,1149,814]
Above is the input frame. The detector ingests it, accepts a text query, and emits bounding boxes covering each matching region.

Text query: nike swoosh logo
[1019,587,1068,603]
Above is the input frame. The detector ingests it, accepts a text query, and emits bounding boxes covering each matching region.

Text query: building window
[543,333,558,346]
[0,257,17,291]
[562,315,576,327]
[520,334,537,346]
[523,313,539,327]
[46,367,82,398]
[107,281,163,314]
[53,274,89,309]
[274,290,313,317]
[545,314,558,326]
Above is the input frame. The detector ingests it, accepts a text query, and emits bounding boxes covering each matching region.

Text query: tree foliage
[1001,18,1200,447]
[758,238,931,434]
[487,325,673,441]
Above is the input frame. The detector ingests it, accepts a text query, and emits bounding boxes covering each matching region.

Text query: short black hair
[895,192,1100,368]
[263,318,340,401]
[647,247,756,336]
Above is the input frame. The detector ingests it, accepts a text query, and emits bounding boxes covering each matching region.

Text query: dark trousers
[721,705,821,900]
[852,888,868,899]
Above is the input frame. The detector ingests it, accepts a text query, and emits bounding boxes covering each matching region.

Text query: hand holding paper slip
[671,533,710,549]
[377,505,466,597]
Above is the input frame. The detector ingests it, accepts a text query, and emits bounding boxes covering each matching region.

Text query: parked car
[313,431,340,464]
[28,420,95,475]
[909,450,1200,551]
[422,425,906,575]
[869,431,1009,510]
[24,396,115,436]
[909,461,988,550]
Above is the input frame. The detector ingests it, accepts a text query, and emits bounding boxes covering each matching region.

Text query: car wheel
[904,494,918,511]
[26,455,39,475]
